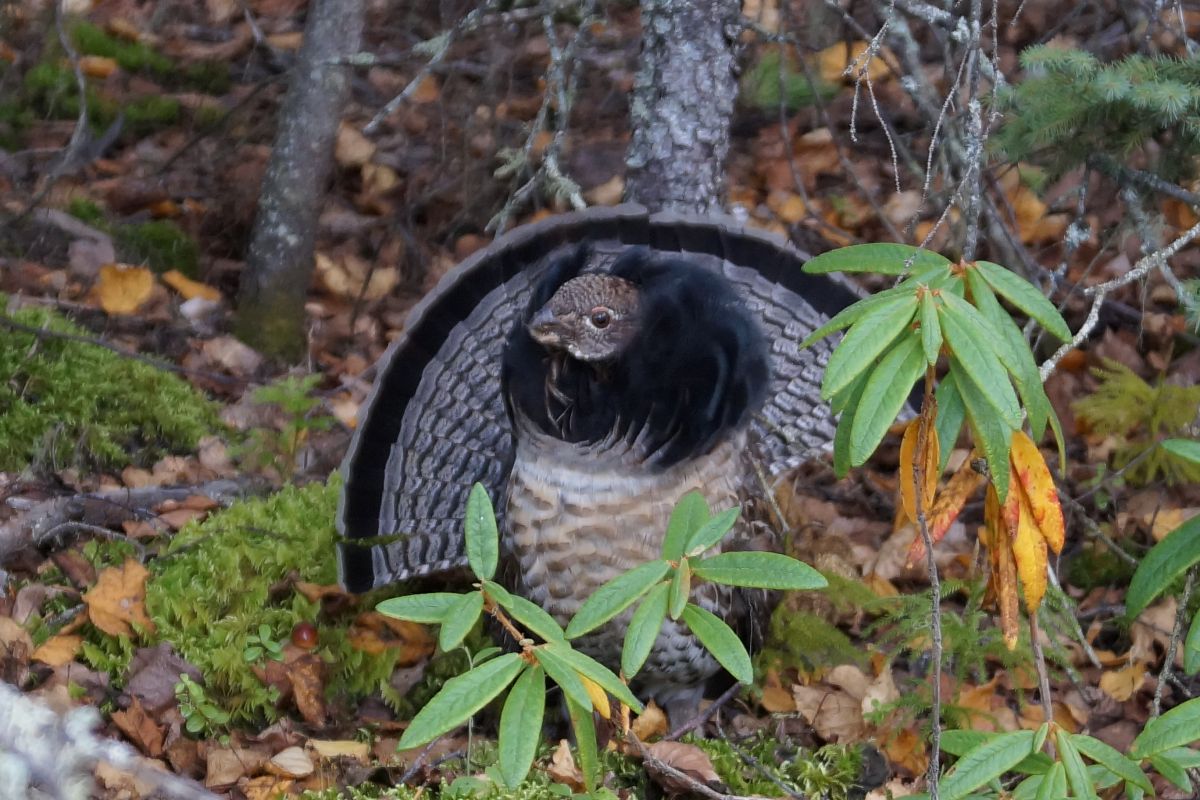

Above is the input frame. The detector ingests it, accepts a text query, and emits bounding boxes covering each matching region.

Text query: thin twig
[1151,568,1196,719]
[1028,611,1055,724]
[912,366,942,800]
[665,681,742,741]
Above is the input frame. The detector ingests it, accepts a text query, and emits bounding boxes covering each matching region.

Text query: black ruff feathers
[501,247,771,468]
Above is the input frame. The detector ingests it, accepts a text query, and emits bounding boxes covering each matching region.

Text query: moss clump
[71,21,173,77]
[114,219,199,275]
[145,478,409,728]
[67,197,106,227]
[692,733,864,798]
[759,608,868,674]
[125,94,181,136]
[0,302,219,472]
[1064,542,1136,591]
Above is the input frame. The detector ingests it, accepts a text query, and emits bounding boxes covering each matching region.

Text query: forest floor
[1,0,1199,798]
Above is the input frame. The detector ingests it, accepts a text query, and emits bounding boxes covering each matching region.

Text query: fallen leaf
[111,695,165,757]
[266,746,314,778]
[94,263,155,315]
[1098,662,1146,702]
[308,739,370,762]
[632,699,668,739]
[816,40,893,84]
[83,559,156,638]
[645,741,722,794]
[205,746,270,789]
[315,251,400,301]
[347,612,434,663]
[546,739,585,791]
[241,775,294,800]
[336,122,376,167]
[827,664,871,701]
[862,664,900,715]
[31,634,83,667]
[759,684,796,713]
[287,652,327,727]
[79,55,118,78]
[792,684,866,742]
[161,270,221,302]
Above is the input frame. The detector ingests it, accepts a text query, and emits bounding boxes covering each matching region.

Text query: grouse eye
[589,308,612,328]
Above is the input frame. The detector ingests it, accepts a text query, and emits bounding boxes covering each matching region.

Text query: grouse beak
[528,306,567,346]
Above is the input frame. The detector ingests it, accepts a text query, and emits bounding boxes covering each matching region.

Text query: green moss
[0,302,219,472]
[182,61,232,94]
[124,94,180,136]
[114,220,199,275]
[1064,542,1136,591]
[759,608,868,674]
[691,733,863,798]
[144,478,409,728]
[66,197,106,226]
[22,61,118,131]
[71,21,173,77]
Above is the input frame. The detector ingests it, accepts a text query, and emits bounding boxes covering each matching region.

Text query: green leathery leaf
[376,592,463,624]
[680,603,753,685]
[938,292,1022,429]
[691,551,828,590]
[934,372,966,475]
[832,370,869,477]
[1125,514,1200,619]
[919,290,942,365]
[803,243,952,275]
[821,293,919,400]
[464,482,499,580]
[669,558,691,620]
[498,665,545,788]
[1034,763,1066,800]
[849,333,925,467]
[801,278,937,348]
[1149,753,1193,792]
[622,582,669,678]
[543,641,642,712]
[533,645,592,713]
[565,559,670,639]
[975,260,1071,342]
[438,591,484,652]
[1132,696,1200,757]
[1184,611,1200,675]
[685,507,742,556]
[1163,438,1200,464]
[1057,729,1100,800]
[663,491,709,561]
[1070,734,1153,793]
[397,652,524,749]
[566,695,599,792]
[938,730,1035,800]
[953,355,1014,501]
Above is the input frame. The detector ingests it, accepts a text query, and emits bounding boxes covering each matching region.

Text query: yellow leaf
[31,633,83,666]
[1099,662,1146,702]
[631,699,668,739]
[579,674,611,720]
[990,494,1021,651]
[161,270,221,302]
[1010,431,1065,554]
[1012,487,1049,612]
[95,263,155,315]
[80,55,118,78]
[816,40,892,84]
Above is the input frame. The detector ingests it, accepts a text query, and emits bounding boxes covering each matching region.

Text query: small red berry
[291,621,318,649]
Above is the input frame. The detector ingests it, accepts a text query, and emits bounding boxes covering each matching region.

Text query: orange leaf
[1098,662,1147,702]
[907,450,979,566]
[31,633,82,666]
[80,55,119,78]
[1012,488,1049,612]
[1010,431,1065,554]
[898,419,939,524]
[83,559,156,638]
[161,270,221,302]
[94,264,155,316]
[993,510,1021,651]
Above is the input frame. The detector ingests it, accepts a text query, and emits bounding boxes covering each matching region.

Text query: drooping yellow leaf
[1012,488,1049,612]
[162,270,221,302]
[1010,431,1066,554]
[580,674,611,720]
[95,263,154,315]
[989,491,1021,651]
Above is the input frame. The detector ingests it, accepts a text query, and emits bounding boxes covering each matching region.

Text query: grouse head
[527,274,642,362]
[502,246,771,468]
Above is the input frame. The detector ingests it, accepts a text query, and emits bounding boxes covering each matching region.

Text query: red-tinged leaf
[1010,431,1066,554]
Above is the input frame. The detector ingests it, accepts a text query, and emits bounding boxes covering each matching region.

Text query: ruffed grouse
[337,206,859,721]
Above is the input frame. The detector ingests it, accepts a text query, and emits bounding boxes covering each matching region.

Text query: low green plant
[112,219,199,275]
[1073,361,1200,485]
[236,374,336,481]
[379,484,827,791]
[242,623,285,664]
[919,706,1200,800]
[692,734,863,797]
[0,302,219,472]
[175,673,232,736]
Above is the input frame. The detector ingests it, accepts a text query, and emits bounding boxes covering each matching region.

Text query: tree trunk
[624,0,740,216]
[234,0,365,360]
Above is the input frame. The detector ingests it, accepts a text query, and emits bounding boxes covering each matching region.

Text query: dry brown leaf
[632,699,668,739]
[792,684,865,742]
[1152,508,1198,542]
[1131,598,1177,663]
[83,559,156,638]
[287,653,327,727]
[1099,662,1147,702]
[816,40,893,84]
[336,122,376,167]
[361,162,400,196]
[645,741,722,793]
[241,775,294,800]
[266,746,314,778]
[205,746,270,789]
[898,418,939,526]
[412,74,440,104]
[546,739,585,791]
[347,612,433,663]
[584,175,624,206]
[308,739,370,762]
[31,634,83,667]
[80,55,118,78]
[266,31,304,50]
[294,582,348,603]
[161,269,221,302]
[906,455,984,566]
[760,684,796,713]
[315,251,400,301]
[882,728,927,778]
[94,263,155,315]
[827,664,871,701]
[111,695,165,757]
[862,664,899,716]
